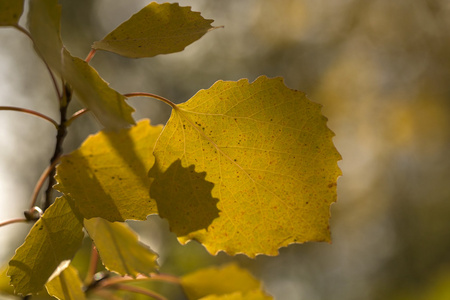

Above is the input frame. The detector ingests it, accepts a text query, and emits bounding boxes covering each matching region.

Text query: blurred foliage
[1,0,450,299]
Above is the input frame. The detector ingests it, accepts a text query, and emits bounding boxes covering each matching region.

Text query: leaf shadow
[149,159,220,236]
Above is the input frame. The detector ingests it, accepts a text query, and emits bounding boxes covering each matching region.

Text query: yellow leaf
[27,0,63,71]
[84,218,158,277]
[199,290,273,300]
[55,120,162,221]
[149,76,341,257]
[8,196,84,295]
[92,2,217,58]
[0,0,24,26]
[45,265,86,300]
[181,263,271,300]
[62,49,135,129]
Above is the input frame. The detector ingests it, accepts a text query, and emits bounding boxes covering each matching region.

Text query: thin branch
[96,273,181,290]
[123,92,179,110]
[44,85,72,210]
[65,108,89,126]
[84,244,99,286]
[29,158,61,210]
[0,218,28,228]
[85,49,97,63]
[0,106,58,129]
[108,284,168,300]
[14,25,62,100]
[91,289,122,300]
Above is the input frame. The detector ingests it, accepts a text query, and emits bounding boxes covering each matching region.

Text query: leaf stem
[85,49,97,63]
[65,108,89,126]
[29,158,61,210]
[98,274,181,287]
[14,24,62,100]
[84,243,99,286]
[108,284,168,300]
[0,218,28,228]
[0,106,59,129]
[123,92,179,110]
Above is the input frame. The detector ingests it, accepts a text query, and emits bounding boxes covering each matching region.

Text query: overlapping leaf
[0,0,24,26]
[55,120,162,221]
[8,196,84,295]
[92,2,216,58]
[181,264,272,300]
[45,265,86,300]
[84,218,158,277]
[149,76,342,257]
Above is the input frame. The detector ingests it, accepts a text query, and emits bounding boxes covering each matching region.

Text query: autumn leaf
[84,218,158,277]
[181,264,272,300]
[149,76,342,257]
[61,49,135,129]
[54,120,162,221]
[45,265,86,300]
[0,0,24,26]
[199,291,273,300]
[8,196,84,295]
[92,2,217,58]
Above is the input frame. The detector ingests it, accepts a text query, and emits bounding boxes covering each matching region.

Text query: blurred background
[1,0,450,299]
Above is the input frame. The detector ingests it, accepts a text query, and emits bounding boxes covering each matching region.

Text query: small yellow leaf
[8,196,84,295]
[199,290,273,300]
[27,0,63,71]
[45,265,86,300]
[62,49,135,129]
[0,0,24,26]
[150,76,342,257]
[181,264,271,300]
[84,218,158,277]
[55,120,162,221]
[92,2,216,58]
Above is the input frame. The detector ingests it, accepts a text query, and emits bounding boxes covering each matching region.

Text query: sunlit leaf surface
[55,120,162,221]
[84,218,158,277]
[150,76,341,257]
[92,2,216,58]
[0,0,24,25]
[8,197,84,295]
[45,265,86,300]
[181,264,271,300]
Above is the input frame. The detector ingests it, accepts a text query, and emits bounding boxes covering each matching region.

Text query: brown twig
[0,106,58,129]
[123,92,179,110]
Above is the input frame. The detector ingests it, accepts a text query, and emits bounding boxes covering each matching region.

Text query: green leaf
[27,0,63,71]
[92,2,216,58]
[84,218,158,277]
[181,264,271,300]
[55,120,162,221]
[62,49,135,129]
[8,196,84,295]
[0,0,24,26]
[199,290,273,300]
[45,265,86,300]
[149,76,342,257]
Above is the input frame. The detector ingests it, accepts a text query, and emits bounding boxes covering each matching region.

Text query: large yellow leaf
[149,76,342,257]
[181,264,271,300]
[8,196,84,295]
[45,265,86,300]
[0,0,24,26]
[92,2,216,58]
[84,218,158,277]
[54,120,162,221]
